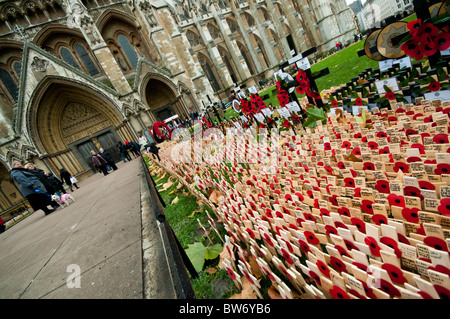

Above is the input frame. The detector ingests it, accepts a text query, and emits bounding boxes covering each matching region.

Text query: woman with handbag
[10,161,60,215]
[60,167,79,192]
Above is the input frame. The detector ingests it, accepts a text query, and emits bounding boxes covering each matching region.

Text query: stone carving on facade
[139,1,159,27]
[31,56,49,72]
[66,0,87,29]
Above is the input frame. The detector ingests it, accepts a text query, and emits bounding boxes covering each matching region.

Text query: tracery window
[0,68,18,102]
[75,43,100,75]
[117,34,138,69]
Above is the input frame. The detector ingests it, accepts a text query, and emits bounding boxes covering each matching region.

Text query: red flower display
[316,260,331,278]
[329,256,347,273]
[377,278,401,298]
[363,162,375,171]
[424,236,448,252]
[385,91,396,101]
[351,217,366,233]
[355,98,363,106]
[304,231,320,245]
[368,141,378,150]
[375,180,390,194]
[364,236,381,257]
[282,119,291,128]
[419,180,435,190]
[428,81,441,92]
[438,198,450,217]
[433,133,449,144]
[434,163,450,175]
[361,199,374,215]
[372,214,388,226]
[329,285,350,299]
[402,207,420,223]
[406,19,422,36]
[277,90,290,108]
[344,177,355,188]
[380,236,402,258]
[393,161,409,173]
[387,193,405,208]
[382,263,407,285]
[434,285,450,299]
[338,206,351,217]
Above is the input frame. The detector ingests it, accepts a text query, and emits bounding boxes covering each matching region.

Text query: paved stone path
[0,158,174,299]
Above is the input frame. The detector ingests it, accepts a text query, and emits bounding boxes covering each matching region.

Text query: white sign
[248,86,258,94]
[286,102,301,112]
[254,113,265,122]
[277,107,291,118]
[288,54,303,65]
[379,60,393,72]
[375,77,399,94]
[261,108,273,117]
[352,105,368,115]
[424,90,450,102]
[396,56,412,69]
[296,57,311,71]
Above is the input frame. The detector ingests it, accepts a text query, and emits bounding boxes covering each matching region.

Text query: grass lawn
[222,14,419,121]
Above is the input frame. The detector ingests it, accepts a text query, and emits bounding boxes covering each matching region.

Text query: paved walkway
[0,158,175,299]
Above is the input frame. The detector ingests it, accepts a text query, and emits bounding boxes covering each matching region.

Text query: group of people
[9,162,79,216]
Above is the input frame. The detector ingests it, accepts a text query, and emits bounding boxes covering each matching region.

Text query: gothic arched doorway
[27,78,135,179]
[143,76,189,124]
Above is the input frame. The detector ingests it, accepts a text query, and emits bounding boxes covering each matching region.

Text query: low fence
[141,157,197,299]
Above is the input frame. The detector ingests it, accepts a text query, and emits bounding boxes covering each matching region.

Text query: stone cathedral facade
[0,0,354,215]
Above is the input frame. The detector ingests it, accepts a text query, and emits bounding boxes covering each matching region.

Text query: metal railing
[141,157,198,299]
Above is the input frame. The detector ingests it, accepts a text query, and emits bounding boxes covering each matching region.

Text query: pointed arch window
[60,47,81,70]
[75,43,99,76]
[12,61,22,79]
[0,68,19,102]
[118,34,138,69]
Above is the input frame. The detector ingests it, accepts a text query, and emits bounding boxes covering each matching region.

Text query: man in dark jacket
[99,148,118,171]
[147,143,161,161]
[117,141,132,162]
[90,150,109,176]
[24,162,56,195]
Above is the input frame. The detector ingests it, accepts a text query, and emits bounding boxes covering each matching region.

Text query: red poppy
[329,256,347,273]
[335,221,348,230]
[419,180,435,190]
[401,207,420,223]
[329,285,350,299]
[352,147,361,156]
[331,100,339,108]
[352,261,368,272]
[355,98,363,106]
[434,285,450,299]
[351,217,366,233]
[334,244,350,258]
[376,131,387,138]
[406,19,422,36]
[387,193,405,208]
[428,264,450,277]
[368,141,378,150]
[417,223,426,236]
[417,22,439,38]
[282,119,291,128]
[375,180,390,194]
[281,248,294,265]
[385,91,396,101]
[263,233,274,247]
[401,39,424,60]
[337,161,346,169]
[434,32,450,51]
[353,187,361,198]
[361,199,374,214]
[377,278,401,298]
[380,236,402,258]
[361,162,374,171]
[298,239,311,254]
[329,195,339,206]
[338,206,351,217]
[438,198,450,217]
[344,239,359,251]
[341,141,352,149]
[304,230,320,245]
[434,163,450,175]
[404,186,423,200]
[428,81,441,92]
[303,212,316,222]
[433,133,449,144]
[364,236,381,257]
[226,267,236,280]
[316,260,331,278]
[424,236,448,252]
[394,161,410,174]
[379,146,390,155]
[354,132,362,139]
[344,177,355,188]
[309,270,321,286]
[382,263,407,285]
[372,214,388,225]
[324,165,333,175]
[397,233,410,245]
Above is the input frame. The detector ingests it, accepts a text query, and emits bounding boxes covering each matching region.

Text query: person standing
[24,162,56,196]
[60,167,79,192]
[90,150,109,176]
[47,172,67,196]
[138,134,148,151]
[10,161,59,215]
[99,147,118,171]
[147,143,161,161]
[117,141,131,162]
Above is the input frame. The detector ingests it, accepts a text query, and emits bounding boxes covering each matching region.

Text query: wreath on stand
[152,121,172,143]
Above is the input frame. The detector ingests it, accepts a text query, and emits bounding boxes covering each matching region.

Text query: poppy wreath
[401,19,450,61]
[277,89,290,108]
[152,121,172,140]
[241,98,256,116]
[250,94,266,112]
